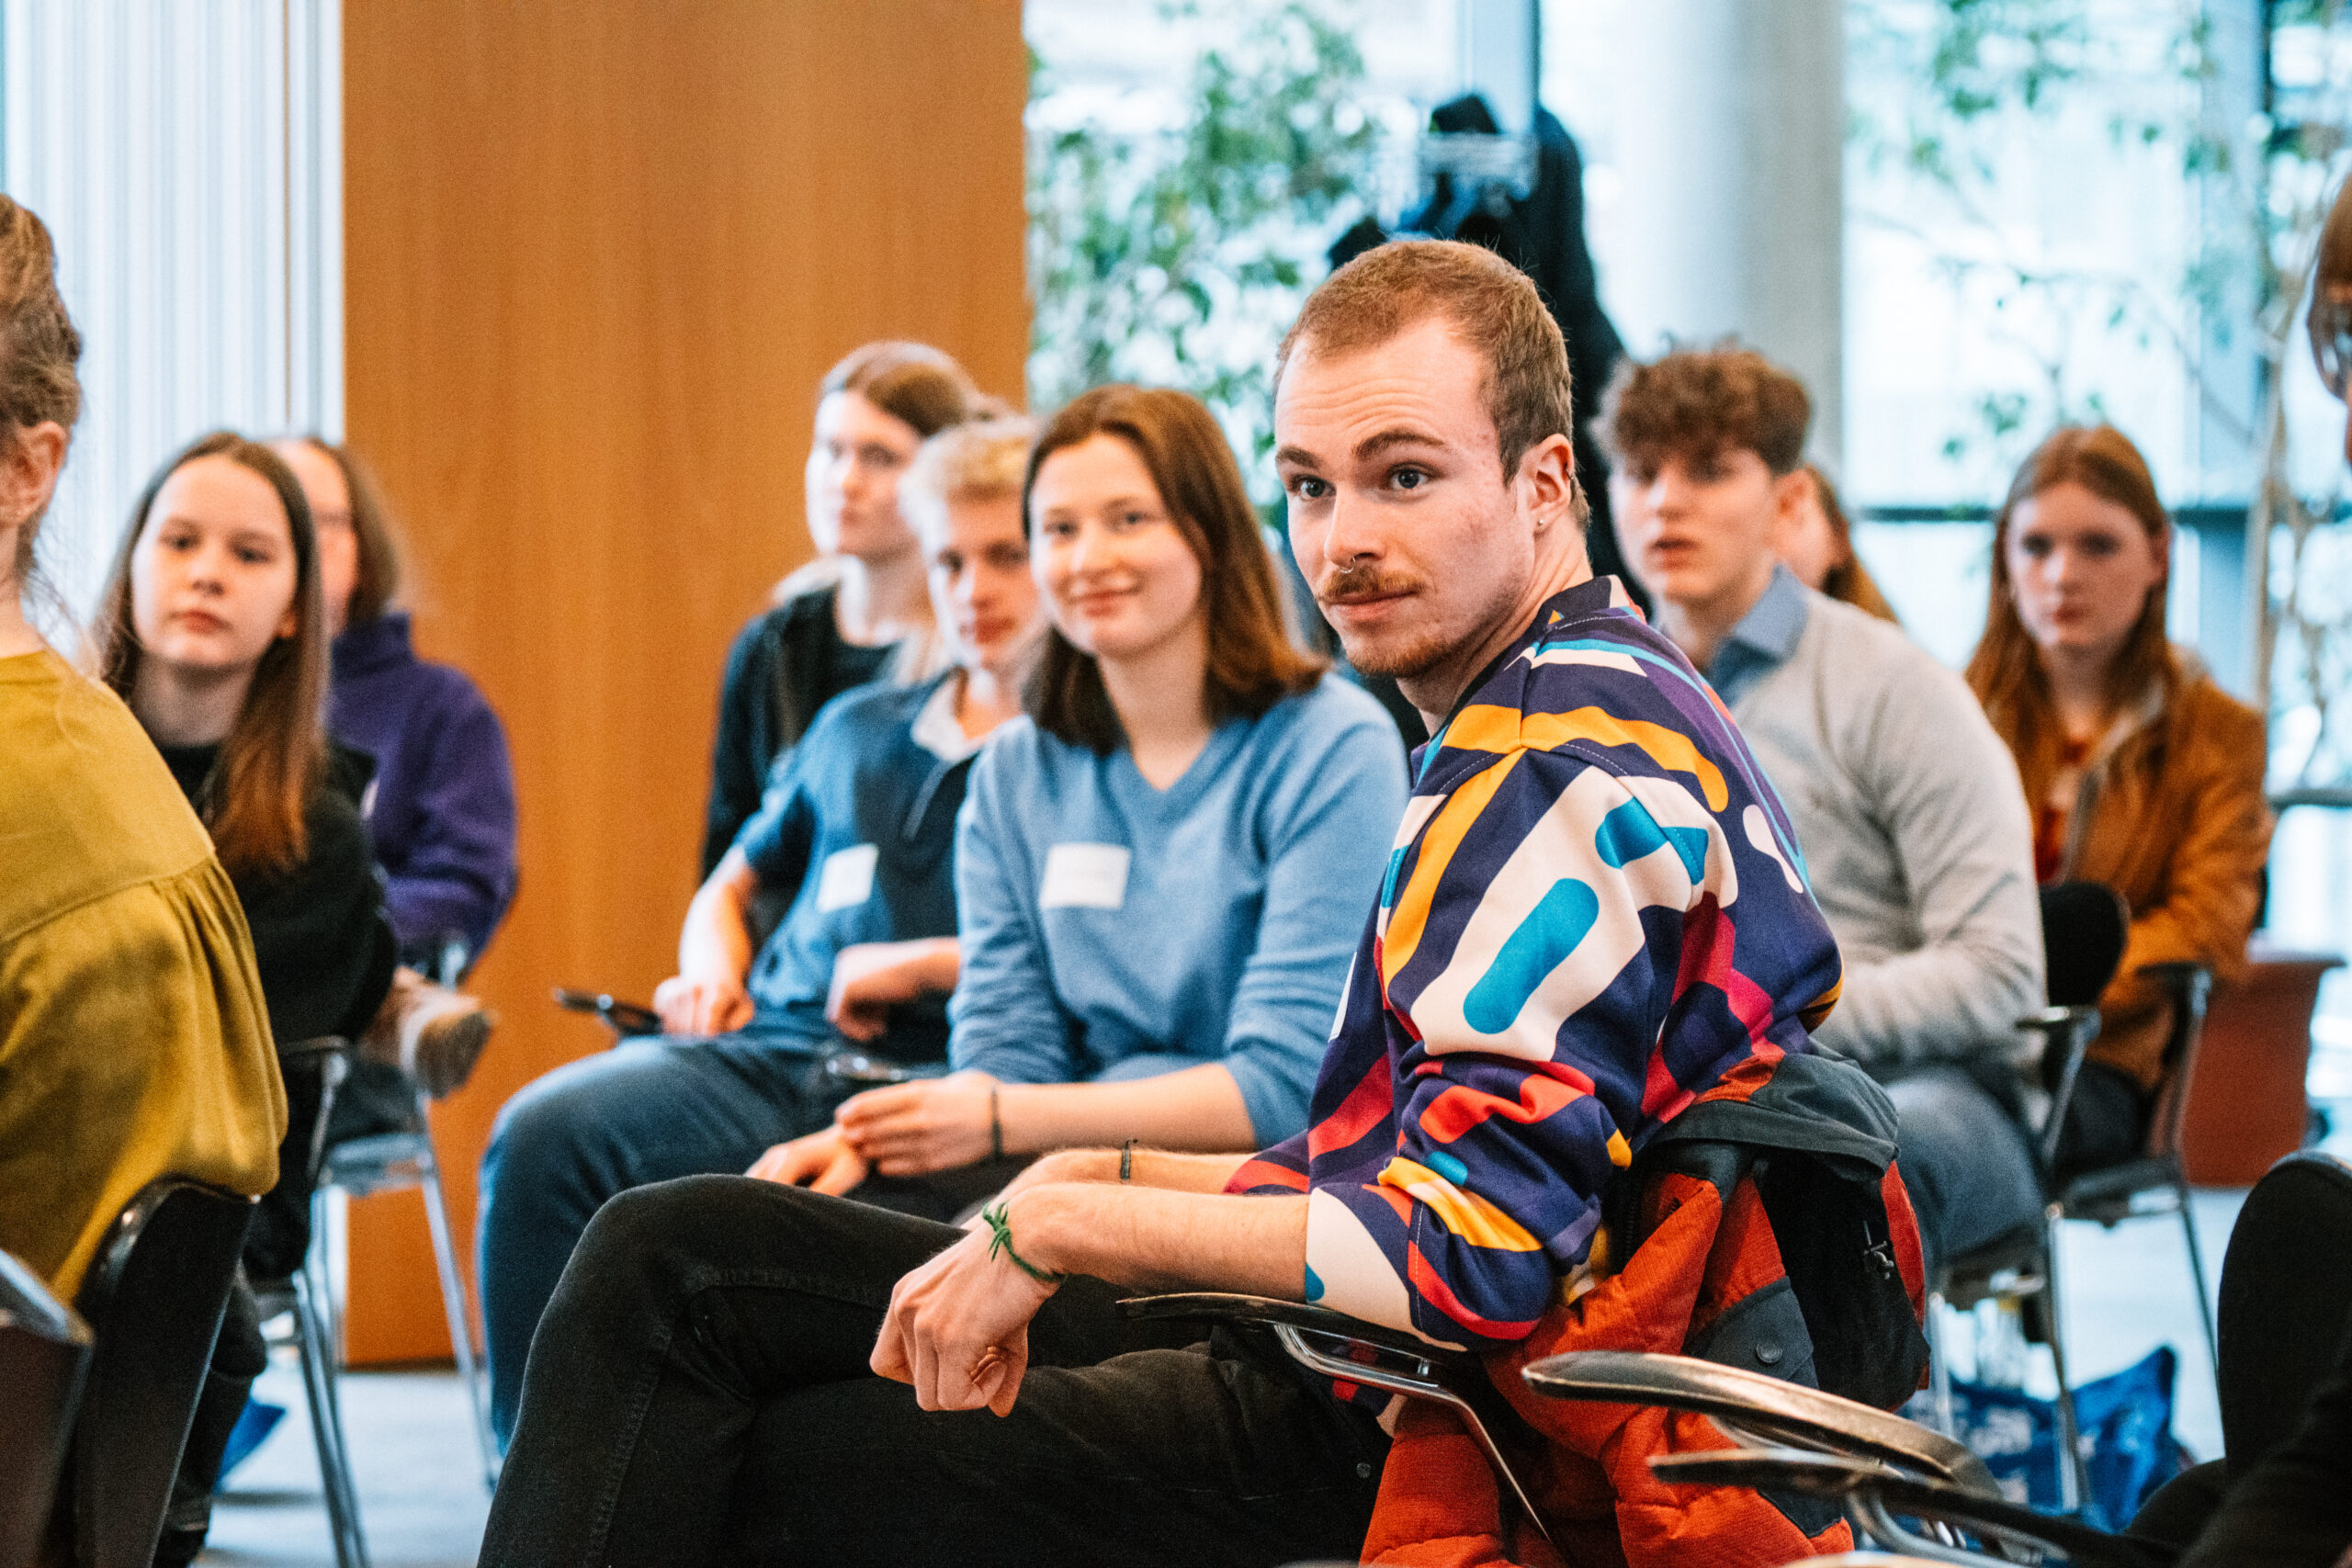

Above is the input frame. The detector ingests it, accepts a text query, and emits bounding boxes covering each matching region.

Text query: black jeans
[479,1177,1387,1568]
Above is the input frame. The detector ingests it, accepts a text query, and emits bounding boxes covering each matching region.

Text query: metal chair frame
[254,1054,499,1568]
[1116,1292,1554,1551]
[314,1077,500,1491]
[1930,958,2217,1514]
[1523,1349,2172,1567]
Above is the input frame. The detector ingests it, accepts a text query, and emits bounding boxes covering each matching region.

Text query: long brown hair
[96,432,327,877]
[1804,463,1899,624]
[0,196,83,597]
[1021,385,1324,752]
[1965,424,2176,770]
[286,434,403,626]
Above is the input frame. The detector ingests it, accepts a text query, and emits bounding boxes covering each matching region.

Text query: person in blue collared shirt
[750,385,1406,1200]
[476,421,1041,1446]
[1598,344,2046,1276]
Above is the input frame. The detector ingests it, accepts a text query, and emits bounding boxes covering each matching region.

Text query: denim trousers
[1879,1064,2045,1278]
[476,1177,1388,1568]
[476,1033,1020,1445]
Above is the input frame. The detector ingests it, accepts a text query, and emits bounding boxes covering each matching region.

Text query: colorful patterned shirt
[1229,576,1844,1349]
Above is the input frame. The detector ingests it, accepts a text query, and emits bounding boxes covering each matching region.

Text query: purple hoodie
[329,611,519,965]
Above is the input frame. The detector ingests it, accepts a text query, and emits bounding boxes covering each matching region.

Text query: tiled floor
[199,1361,492,1568]
[198,1177,2278,1567]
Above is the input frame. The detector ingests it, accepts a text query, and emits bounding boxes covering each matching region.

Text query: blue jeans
[1880,1065,2044,1279]
[476,1032,1014,1446]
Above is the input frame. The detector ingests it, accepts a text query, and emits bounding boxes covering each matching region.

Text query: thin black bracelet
[989,1084,1003,1161]
[1119,1139,1137,1182]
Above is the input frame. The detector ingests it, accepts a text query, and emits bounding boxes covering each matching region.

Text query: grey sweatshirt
[1709,568,2043,1066]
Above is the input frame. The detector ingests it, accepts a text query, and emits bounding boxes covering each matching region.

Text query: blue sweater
[949,674,1408,1145]
[735,671,977,1058]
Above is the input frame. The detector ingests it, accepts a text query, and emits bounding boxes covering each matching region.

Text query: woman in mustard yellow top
[0,194,281,1303]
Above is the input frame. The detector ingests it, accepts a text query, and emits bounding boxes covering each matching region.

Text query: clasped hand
[744,1070,1001,1190]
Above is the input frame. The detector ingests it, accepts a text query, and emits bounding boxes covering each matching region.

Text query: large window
[2,0,341,627]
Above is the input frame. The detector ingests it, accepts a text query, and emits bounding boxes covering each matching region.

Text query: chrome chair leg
[2176,1175,2220,1378]
[2038,1207,2091,1514]
[1924,1292,1956,1438]
[291,1266,370,1568]
[413,1124,499,1489]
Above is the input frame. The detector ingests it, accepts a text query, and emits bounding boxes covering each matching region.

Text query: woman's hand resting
[745,1124,870,1194]
[834,1071,1001,1176]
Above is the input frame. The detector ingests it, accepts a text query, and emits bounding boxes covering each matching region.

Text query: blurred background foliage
[1026,0,1385,504]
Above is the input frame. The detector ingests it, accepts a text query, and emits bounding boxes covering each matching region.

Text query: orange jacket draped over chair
[1358,1052,1928,1568]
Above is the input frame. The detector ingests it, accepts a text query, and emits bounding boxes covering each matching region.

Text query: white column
[1603,0,1845,465]
[1459,0,1540,131]
[3,0,343,622]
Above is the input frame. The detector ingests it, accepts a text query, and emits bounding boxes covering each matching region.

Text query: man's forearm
[1009,1183,1306,1298]
[1022,1145,1252,1194]
[677,850,758,979]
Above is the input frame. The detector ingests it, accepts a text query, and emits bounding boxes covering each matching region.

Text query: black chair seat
[68,1180,254,1568]
[1937,1223,2046,1310]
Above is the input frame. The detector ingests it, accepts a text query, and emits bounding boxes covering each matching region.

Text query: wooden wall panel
[340,0,1030,1362]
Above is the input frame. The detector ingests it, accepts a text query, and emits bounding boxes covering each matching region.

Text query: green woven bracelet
[980,1201,1067,1285]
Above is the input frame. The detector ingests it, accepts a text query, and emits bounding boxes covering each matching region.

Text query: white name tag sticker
[814,843,880,913]
[1040,842,1131,911]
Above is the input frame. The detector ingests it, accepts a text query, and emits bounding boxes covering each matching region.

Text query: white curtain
[3,0,341,625]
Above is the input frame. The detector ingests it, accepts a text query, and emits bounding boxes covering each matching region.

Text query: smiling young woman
[746,384,1408,1212]
[1966,424,2275,1168]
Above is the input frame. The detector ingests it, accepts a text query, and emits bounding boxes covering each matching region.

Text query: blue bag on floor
[1901,1346,2182,1530]
[215,1396,285,1489]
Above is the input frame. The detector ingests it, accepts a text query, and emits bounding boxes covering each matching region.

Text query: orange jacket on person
[1991,655,2275,1095]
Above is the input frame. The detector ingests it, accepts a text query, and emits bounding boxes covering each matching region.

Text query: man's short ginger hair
[1277,239,1582,509]
[1597,343,1812,479]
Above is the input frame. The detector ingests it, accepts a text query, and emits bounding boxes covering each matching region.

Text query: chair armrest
[552,987,663,1037]
[277,1037,353,1186]
[2016,1005,2101,1169]
[1649,1450,2175,1568]
[2135,960,2212,998]
[1521,1350,1996,1495]
[1116,1292,1476,1372]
